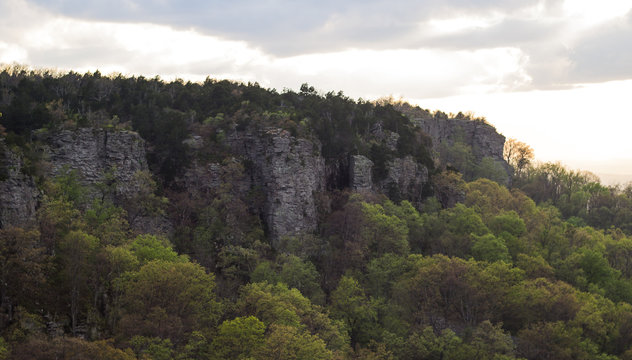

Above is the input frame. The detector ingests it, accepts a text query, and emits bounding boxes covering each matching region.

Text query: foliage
[211,316,265,359]
[116,260,220,344]
[504,138,534,177]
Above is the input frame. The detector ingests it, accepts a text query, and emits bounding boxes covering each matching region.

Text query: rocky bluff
[0,128,150,230]
[183,126,431,242]
[41,128,148,199]
[414,117,506,164]
[1,116,510,242]
[0,142,38,228]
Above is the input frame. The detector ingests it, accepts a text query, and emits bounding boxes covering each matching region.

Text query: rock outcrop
[349,154,429,205]
[350,155,373,191]
[0,143,38,228]
[379,156,429,204]
[41,128,148,199]
[414,117,506,163]
[226,128,325,242]
[37,128,169,235]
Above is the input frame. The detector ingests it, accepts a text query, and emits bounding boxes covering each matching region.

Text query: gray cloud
[567,11,632,83]
[27,0,546,55]
[423,18,573,89]
[28,46,136,68]
[421,18,565,50]
[10,0,632,92]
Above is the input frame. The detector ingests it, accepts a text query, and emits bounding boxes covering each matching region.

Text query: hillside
[2,67,632,359]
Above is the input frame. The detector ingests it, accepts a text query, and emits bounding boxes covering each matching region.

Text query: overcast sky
[2,0,632,183]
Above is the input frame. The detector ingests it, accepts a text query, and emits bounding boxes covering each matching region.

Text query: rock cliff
[183,126,435,241]
[1,128,170,234]
[414,117,506,163]
[41,128,148,199]
[226,128,326,242]
[0,142,38,228]
[37,128,169,234]
[379,156,429,204]
[349,155,373,191]
[350,154,429,205]
[182,128,326,242]
[3,115,505,240]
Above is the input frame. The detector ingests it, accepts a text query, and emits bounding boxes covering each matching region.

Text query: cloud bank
[1,0,631,97]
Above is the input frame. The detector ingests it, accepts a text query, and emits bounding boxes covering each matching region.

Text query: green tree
[364,253,412,299]
[10,336,135,360]
[212,316,265,359]
[469,320,517,359]
[330,276,377,347]
[257,324,333,360]
[476,156,509,184]
[278,255,325,305]
[37,194,84,251]
[383,200,425,252]
[58,230,99,336]
[127,234,185,265]
[116,260,220,343]
[0,227,48,326]
[433,170,467,208]
[422,203,489,257]
[129,336,173,360]
[84,201,129,246]
[250,260,280,284]
[402,326,463,360]
[503,278,580,331]
[236,282,348,352]
[124,170,168,228]
[515,253,555,279]
[394,255,523,329]
[361,202,410,256]
[516,321,609,360]
[471,233,511,263]
[489,211,527,238]
[0,337,7,360]
[465,178,517,220]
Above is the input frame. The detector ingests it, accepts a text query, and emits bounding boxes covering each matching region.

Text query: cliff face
[0,143,38,228]
[379,156,429,203]
[414,118,506,163]
[350,155,373,191]
[184,127,433,241]
[39,128,169,234]
[3,116,504,240]
[227,128,326,242]
[350,154,429,205]
[181,128,327,242]
[42,128,148,199]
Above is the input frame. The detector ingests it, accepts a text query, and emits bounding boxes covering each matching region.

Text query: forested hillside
[2,66,632,359]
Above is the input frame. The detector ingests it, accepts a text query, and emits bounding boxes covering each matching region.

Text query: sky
[1,0,632,183]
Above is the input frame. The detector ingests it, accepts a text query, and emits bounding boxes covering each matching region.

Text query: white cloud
[0,0,532,99]
[562,0,632,26]
[0,43,28,63]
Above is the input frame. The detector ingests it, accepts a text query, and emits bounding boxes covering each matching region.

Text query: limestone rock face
[40,128,169,234]
[414,118,506,163]
[0,143,38,228]
[227,128,325,241]
[181,161,223,197]
[43,128,148,199]
[380,156,429,205]
[350,155,373,191]
[350,154,428,205]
